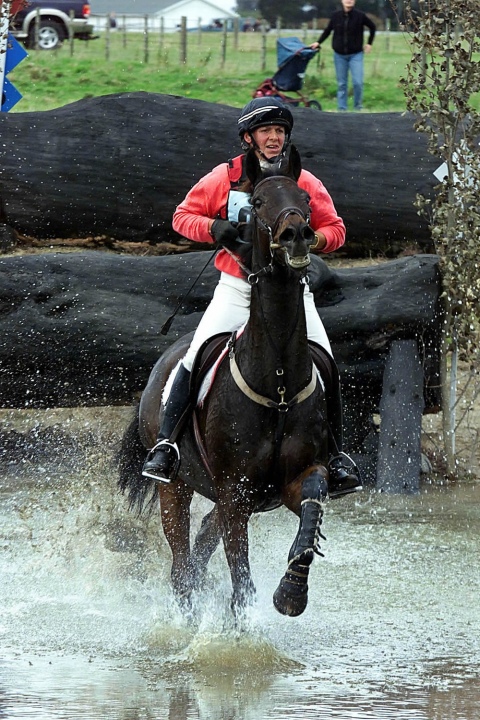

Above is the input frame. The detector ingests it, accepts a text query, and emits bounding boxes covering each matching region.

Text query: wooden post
[302,22,307,44]
[221,21,227,68]
[159,15,164,51]
[261,23,267,72]
[376,339,425,493]
[143,14,149,64]
[105,13,110,60]
[34,8,40,50]
[179,16,187,64]
[69,9,74,56]
[122,15,127,48]
[233,16,239,50]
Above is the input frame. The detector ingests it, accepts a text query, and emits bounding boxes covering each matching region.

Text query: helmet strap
[242,132,291,161]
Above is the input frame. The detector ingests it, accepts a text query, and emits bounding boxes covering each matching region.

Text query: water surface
[1,413,479,719]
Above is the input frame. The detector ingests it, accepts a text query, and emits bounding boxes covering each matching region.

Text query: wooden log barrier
[376,339,426,493]
[0,93,438,257]
[0,251,443,490]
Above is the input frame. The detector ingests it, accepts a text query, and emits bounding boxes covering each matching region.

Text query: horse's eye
[253,198,263,209]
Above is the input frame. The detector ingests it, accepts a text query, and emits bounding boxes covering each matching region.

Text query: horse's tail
[116,405,158,514]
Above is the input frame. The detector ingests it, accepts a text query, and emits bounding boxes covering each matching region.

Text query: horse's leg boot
[142,364,192,483]
[287,471,328,563]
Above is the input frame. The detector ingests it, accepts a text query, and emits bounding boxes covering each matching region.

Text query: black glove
[211,219,251,258]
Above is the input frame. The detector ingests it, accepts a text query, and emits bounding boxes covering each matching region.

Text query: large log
[0,93,438,256]
[0,252,442,416]
[376,339,426,493]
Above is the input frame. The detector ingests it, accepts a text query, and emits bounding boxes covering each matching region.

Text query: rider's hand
[210,220,252,260]
[210,219,240,249]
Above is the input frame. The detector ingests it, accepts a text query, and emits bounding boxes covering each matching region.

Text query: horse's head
[246,145,316,272]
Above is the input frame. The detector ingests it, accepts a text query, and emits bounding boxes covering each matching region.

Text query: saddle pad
[197,346,229,407]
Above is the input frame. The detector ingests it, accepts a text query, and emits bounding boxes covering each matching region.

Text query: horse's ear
[288,144,302,182]
[245,148,263,187]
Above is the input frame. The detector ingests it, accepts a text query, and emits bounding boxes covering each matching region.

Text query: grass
[8,29,419,114]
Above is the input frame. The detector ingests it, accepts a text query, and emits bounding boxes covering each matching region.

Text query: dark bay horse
[118,146,331,617]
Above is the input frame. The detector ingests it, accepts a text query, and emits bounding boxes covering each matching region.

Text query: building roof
[90,0,237,17]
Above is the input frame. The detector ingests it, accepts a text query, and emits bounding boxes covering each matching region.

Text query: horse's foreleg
[217,498,256,614]
[274,465,328,617]
[191,505,222,589]
[159,480,194,608]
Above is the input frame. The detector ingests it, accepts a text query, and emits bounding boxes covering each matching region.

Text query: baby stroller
[253,36,321,109]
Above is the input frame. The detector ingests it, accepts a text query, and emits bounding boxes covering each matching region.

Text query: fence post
[159,15,164,51]
[197,15,201,45]
[34,7,40,50]
[69,9,74,55]
[233,16,239,50]
[143,14,149,63]
[261,22,267,72]
[122,14,127,48]
[105,13,110,60]
[301,22,308,44]
[276,16,281,38]
[179,16,187,64]
[221,20,227,68]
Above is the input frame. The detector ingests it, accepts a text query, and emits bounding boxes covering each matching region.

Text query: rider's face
[245,124,286,159]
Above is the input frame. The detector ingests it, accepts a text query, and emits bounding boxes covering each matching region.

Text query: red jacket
[172,154,346,279]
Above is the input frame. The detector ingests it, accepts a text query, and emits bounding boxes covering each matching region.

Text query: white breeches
[182,271,332,372]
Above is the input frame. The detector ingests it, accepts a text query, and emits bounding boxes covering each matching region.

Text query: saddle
[184,332,339,484]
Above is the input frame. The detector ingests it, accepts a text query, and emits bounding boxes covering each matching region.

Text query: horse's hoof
[273,576,308,617]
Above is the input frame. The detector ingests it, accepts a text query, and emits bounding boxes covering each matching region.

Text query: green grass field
[8,29,419,113]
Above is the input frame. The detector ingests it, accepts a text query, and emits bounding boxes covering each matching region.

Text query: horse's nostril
[303,227,316,244]
[279,228,296,244]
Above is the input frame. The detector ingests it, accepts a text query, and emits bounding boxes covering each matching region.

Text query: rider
[142,97,361,498]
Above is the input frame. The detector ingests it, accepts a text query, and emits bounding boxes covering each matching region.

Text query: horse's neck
[240,272,312,395]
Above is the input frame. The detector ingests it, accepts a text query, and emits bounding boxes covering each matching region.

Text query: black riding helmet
[237,97,294,152]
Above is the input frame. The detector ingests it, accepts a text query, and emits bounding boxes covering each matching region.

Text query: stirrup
[142,439,180,484]
[328,452,362,499]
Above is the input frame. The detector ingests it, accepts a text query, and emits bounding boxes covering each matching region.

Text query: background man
[311,0,376,111]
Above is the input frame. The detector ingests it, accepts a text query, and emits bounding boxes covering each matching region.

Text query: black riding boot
[142,364,192,483]
[326,382,362,499]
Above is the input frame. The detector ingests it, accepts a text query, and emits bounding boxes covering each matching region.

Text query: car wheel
[27,20,66,50]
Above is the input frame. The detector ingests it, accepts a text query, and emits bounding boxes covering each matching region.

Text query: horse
[118,145,333,618]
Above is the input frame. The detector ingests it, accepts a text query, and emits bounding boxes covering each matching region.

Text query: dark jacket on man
[318,8,376,55]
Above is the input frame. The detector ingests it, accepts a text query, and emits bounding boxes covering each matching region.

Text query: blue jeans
[333,51,364,111]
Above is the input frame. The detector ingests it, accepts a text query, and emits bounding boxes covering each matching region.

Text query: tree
[258,0,307,25]
[396,0,480,477]
[235,0,258,14]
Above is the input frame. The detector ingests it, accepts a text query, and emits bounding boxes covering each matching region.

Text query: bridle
[251,175,312,245]
[247,175,314,283]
